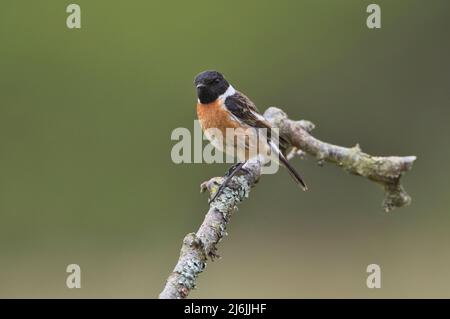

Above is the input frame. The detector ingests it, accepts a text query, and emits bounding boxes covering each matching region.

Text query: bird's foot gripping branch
[159,107,416,299]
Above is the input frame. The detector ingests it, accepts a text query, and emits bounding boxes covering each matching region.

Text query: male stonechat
[195,70,307,203]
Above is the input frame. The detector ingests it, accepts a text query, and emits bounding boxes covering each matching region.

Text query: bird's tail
[278,153,308,191]
[268,140,307,191]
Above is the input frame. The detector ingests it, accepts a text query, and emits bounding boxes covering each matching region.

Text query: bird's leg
[224,162,249,177]
[209,162,247,204]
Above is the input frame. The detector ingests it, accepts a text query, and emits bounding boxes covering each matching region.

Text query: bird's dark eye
[214,78,221,83]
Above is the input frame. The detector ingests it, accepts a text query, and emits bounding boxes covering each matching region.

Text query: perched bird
[195,70,307,203]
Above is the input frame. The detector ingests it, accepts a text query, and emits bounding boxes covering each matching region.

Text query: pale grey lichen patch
[296,120,315,133]
[264,107,287,129]
[210,176,251,214]
[175,259,204,290]
[286,147,307,161]
[159,233,207,299]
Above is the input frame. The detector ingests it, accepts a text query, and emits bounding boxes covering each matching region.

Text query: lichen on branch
[159,107,416,299]
[263,107,416,212]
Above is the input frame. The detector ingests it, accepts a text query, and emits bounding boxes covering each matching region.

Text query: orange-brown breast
[197,100,268,160]
[197,100,240,135]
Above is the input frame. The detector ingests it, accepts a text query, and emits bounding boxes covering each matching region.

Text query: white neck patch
[218,85,236,101]
[197,85,236,103]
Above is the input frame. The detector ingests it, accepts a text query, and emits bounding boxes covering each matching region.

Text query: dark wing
[225,92,306,188]
[224,91,272,129]
[224,91,290,151]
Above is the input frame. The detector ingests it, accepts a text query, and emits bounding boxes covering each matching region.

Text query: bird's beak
[196,84,206,89]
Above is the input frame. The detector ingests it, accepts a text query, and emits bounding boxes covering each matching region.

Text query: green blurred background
[1,0,449,298]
